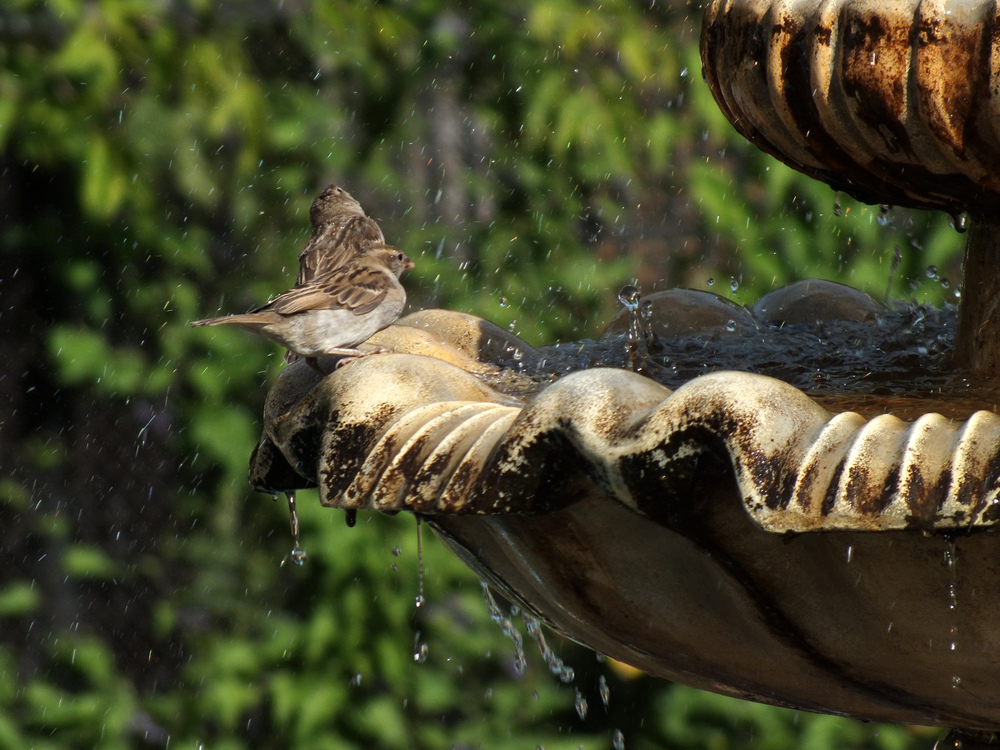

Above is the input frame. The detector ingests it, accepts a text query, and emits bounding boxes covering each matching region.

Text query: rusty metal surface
[700,0,1000,213]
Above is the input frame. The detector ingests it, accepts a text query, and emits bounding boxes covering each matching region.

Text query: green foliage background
[0,0,961,748]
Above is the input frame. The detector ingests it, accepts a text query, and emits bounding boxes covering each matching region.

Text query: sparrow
[297,185,386,286]
[192,245,415,373]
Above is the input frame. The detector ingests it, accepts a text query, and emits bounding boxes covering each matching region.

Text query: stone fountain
[248,0,1000,745]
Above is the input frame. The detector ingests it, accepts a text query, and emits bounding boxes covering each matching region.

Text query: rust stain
[699,0,1000,213]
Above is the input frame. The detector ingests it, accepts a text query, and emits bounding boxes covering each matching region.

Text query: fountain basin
[250,303,1000,731]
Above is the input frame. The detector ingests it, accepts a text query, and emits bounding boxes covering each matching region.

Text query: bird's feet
[304,347,393,375]
[333,346,391,369]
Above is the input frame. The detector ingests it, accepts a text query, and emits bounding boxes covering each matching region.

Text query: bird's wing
[297,216,386,285]
[263,263,390,316]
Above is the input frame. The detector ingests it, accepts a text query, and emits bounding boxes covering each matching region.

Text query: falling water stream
[945,539,961,690]
[280,491,307,566]
[480,581,629,745]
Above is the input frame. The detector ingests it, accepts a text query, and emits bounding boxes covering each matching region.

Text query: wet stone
[752,279,883,326]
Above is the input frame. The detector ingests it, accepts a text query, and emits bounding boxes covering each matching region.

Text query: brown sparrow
[297,185,386,286]
[192,245,415,372]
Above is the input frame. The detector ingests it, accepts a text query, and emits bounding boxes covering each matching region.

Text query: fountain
[247,0,1000,744]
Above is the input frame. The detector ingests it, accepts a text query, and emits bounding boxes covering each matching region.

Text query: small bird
[192,245,415,373]
[297,185,387,286]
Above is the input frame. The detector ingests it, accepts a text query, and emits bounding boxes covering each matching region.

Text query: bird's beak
[403,257,416,272]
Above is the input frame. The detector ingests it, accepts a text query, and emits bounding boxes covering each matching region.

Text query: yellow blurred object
[606,658,644,680]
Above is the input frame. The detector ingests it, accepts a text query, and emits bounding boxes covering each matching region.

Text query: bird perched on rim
[297,184,387,286]
[191,244,415,374]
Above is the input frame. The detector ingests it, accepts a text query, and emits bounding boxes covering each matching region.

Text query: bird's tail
[190,314,257,327]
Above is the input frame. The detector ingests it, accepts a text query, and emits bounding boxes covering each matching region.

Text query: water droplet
[499,296,508,307]
[574,689,588,719]
[876,204,892,226]
[349,672,362,687]
[415,517,425,608]
[392,546,402,557]
[940,278,950,289]
[482,582,526,674]
[344,509,357,527]
[598,675,610,709]
[846,545,853,563]
[945,543,958,611]
[945,540,959,658]
[729,278,739,293]
[706,277,715,286]
[612,729,625,750]
[508,319,517,332]
[524,614,575,683]
[725,319,736,333]
[617,285,640,309]
[949,212,969,233]
[280,491,308,566]
[926,265,939,280]
[413,640,428,663]
[952,675,962,689]
[833,192,842,217]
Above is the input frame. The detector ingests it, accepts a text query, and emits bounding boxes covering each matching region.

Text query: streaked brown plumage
[297,185,386,286]
[191,245,415,372]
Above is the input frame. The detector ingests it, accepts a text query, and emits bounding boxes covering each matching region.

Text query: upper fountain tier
[701,0,1000,215]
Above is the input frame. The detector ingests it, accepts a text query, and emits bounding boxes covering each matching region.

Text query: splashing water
[876,204,892,227]
[617,283,670,377]
[574,688,588,719]
[482,582,527,674]
[833,191,842,216]
[415,517,425,609]
[598,674,610,709]
[280,491,307,566]
[945,539,961,688]
[413,633,429,663]
[884,245,902,303]
[612,728,625,749]
[524,614,575,683]
[617,285,640,310]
